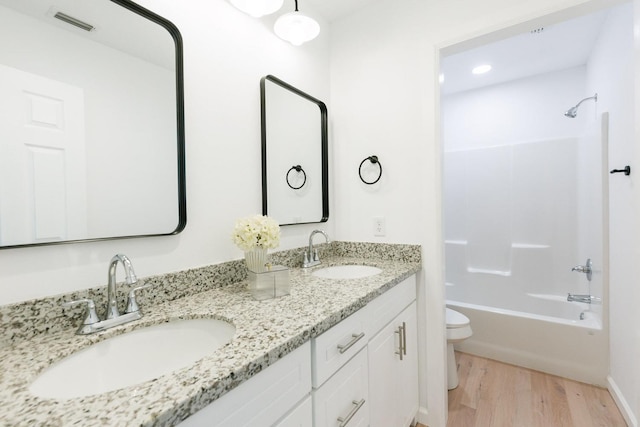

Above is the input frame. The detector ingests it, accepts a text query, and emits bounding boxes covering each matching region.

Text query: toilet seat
[446,308,470,329]
[446,308,472,342]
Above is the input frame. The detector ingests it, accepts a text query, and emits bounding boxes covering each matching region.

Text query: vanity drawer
[178,341,311,427]
[313,347,369,427]
[312,303,369,388]
[365,275,416,339]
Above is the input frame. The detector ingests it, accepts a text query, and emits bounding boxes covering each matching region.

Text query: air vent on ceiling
[54,11,94,32]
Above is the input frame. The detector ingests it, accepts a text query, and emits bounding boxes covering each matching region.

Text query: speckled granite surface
[0,242,420,426]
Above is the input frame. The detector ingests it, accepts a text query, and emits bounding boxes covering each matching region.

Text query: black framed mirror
[260,75,328,225]
[0,0,186,249]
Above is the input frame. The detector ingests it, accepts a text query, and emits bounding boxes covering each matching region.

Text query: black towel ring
[359,155,382,185]
[286,165,307,189]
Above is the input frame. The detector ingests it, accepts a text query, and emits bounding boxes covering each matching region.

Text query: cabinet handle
[395,322,407,360]
[337,399,366,427]
[337,332,365,354]
[402,321,407,356]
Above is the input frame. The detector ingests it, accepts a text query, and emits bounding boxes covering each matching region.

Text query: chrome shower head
[564,107,578,118]
[564,93,597,118]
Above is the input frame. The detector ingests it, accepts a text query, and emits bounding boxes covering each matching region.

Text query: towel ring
[286,165,307,189]
[359,155,382,185]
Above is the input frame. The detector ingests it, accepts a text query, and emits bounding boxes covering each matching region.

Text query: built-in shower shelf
[512,243,550,249]
[444,240,468,245]
[467,267,511,276]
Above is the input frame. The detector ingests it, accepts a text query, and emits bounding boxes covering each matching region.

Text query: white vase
[245,247,268,273]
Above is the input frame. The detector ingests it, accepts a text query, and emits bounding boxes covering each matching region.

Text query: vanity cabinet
[274,396,313,427]
[313,347,370,427]
[179,275,417,427]
[311,302,369,388]
[177,342,312,427]
[312,275,418,427]
[368,301,418,427]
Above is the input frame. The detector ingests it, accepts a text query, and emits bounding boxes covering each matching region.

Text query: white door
[0,64,87,245]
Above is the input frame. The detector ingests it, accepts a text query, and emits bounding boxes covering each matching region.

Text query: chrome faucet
[62,254,151,335]
[107,254,138,319]
[303,230,329,268]
[571,258,593,281]
[567,293,601,304]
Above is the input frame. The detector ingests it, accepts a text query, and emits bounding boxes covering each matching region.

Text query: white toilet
[446,308,472,390]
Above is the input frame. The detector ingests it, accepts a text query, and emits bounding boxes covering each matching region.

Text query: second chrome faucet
[303,230,329,268]
[63,254,151,335]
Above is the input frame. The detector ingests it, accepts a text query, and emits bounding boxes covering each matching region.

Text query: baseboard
[607,375,637,427]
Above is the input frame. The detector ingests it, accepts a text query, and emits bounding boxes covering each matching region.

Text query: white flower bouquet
[231,214,281,251]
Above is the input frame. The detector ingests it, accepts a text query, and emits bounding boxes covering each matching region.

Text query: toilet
[446,308,473,390]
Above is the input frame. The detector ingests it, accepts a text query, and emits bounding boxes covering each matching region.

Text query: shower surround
[444,135,607,385]
[441,59,608,384]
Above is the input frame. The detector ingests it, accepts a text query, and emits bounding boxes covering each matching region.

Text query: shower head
[564,93,598,118]
[564,106,578,118]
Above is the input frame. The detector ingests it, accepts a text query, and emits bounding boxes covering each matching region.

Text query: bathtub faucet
[567,293,601,304]
[571,258,593,281]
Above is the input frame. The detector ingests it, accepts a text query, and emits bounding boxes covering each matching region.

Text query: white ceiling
[302,0,614,96]
[440,9,611,95]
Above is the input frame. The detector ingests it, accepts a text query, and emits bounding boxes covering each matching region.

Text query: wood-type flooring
[444,352,626,427]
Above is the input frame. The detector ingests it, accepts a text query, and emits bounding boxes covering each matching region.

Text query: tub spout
[567,293,600,304]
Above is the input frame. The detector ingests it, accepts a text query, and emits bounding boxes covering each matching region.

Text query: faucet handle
[125,282,152,314]
[62,298,100,325]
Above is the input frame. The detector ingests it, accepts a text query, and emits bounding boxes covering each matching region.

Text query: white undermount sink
[311,265,382,280]
[28,318,235,399]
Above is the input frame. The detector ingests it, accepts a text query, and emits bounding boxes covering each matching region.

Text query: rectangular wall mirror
[261,75,328,225]
[0,0,186,249]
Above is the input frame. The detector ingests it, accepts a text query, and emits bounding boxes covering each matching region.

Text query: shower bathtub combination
[445,241,606,385]
[443,131,608,386]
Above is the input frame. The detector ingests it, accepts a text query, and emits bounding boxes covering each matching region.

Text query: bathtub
[447,293,608,386]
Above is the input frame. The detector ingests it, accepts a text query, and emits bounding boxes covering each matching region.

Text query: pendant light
[229,0,284,18]
[274,0,320,46]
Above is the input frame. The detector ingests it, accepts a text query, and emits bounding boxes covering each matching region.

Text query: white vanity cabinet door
[273,396,312,427]
[313,347,369,427]
[368,301,418,427]
[177,341,311,427]
[311,304,369,388]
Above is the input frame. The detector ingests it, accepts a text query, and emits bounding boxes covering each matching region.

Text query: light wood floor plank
[583,382,627,426]
[446,352,627,427]
[513,365,534,426]
[564,376,598,427]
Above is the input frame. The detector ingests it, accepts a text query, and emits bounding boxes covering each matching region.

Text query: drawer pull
[337,332,365,354]
[337,399,366,427]
[402,321,407,356]
[395,322,406,360]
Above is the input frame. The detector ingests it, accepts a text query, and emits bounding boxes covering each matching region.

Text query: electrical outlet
[373,216,386,237]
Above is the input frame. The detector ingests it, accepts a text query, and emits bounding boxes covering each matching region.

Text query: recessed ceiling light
[472,64,492,75]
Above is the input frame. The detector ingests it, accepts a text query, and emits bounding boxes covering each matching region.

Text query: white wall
[0,0,333,304]
[443,66,587,149]
[330,0,628,425]
[585,3,637,425]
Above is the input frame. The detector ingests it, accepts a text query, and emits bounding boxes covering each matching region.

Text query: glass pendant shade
[229,0,284,18]
[274,11,320,46]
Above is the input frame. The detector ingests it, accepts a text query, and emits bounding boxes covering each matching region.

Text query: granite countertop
[0,247,420,426]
